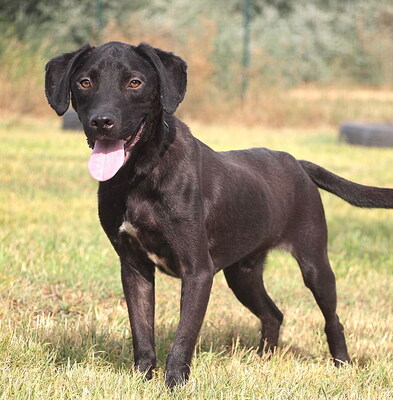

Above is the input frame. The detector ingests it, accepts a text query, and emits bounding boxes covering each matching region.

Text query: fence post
[96,0,105,43]
[242,0,252,102]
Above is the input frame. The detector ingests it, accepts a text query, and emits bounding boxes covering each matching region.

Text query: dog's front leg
[165,267,213,388]
[121,262,156,380]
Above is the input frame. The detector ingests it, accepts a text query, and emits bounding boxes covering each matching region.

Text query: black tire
[62,109,83,131]
[339,122,393,148]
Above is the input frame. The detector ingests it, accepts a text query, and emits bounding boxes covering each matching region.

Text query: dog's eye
[129,79,142,89]
[80,79,91,89]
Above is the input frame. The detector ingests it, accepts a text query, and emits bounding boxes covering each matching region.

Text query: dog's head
[45,41,187,181]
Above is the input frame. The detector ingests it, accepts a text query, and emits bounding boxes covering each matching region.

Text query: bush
[0,0,392,124]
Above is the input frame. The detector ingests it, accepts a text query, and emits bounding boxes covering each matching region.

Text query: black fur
[299,160,393,208]
[45,41,393,388]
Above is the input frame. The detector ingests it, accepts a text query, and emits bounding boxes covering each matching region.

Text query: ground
[0,118,392,399]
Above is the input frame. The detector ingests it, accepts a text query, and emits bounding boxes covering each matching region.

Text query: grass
[0,117,392,399]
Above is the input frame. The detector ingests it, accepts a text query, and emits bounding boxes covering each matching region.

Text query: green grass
[1,117,392,399]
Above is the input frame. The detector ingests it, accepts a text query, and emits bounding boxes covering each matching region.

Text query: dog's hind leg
[293,235,350,366]
[223,252,283,355]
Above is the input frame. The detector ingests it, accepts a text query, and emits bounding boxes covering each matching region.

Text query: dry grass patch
[0,119,392,399]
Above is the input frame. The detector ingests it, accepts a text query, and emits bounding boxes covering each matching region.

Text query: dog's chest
[119,220,177,277]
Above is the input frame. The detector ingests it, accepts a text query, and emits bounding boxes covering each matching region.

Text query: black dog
[45,42,393,387]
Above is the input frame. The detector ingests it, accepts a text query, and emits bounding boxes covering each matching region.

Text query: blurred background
[0,0,392,126]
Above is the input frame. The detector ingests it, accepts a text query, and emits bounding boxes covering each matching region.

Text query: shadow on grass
[32,319,320,372]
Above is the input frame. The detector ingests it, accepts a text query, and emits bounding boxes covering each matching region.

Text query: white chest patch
[119,221,138,238]
[119,220,176,277]
[146,252,176,276]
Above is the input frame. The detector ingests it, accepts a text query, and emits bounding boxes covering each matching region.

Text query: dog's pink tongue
[88,139,125,181]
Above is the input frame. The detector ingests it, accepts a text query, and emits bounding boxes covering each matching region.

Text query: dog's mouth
[87,120,146,182]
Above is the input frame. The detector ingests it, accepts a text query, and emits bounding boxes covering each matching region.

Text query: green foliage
[0,0,146,49]
[0,0,392,117]
[1,1,392,72]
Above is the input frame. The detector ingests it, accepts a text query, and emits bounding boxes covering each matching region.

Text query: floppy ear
[135,43,187,115]
[45,44,93,116]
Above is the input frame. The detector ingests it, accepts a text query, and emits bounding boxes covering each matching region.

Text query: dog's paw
[164,364,190,389]
[333,357,351,368]
[134,361,155,380]
[257,340,277,358]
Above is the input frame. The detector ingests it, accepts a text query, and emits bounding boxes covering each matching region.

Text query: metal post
[242,0,251,102]
[96,0,104,43]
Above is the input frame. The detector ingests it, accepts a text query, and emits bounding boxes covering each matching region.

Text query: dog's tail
[299,160,393,208]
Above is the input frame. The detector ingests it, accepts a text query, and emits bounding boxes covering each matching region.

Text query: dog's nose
[90,114,115,131]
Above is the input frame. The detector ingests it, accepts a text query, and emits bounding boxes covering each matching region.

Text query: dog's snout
[90,114,115,131]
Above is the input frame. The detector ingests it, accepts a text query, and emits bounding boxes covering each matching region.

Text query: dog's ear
[45,44,93,116]
[136,43,187,115]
